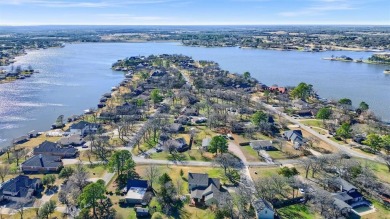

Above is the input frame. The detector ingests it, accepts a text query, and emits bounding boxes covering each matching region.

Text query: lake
[1,42,389,148]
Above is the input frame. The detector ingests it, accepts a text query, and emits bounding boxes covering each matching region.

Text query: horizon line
[1,24,389,27]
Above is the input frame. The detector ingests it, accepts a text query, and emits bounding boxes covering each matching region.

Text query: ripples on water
[0,42,389,148]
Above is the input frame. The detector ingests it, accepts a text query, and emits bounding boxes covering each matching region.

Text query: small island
[323,52,390,66]
[0,65,38,83]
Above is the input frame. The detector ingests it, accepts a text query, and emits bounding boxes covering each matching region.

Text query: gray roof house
[253,198,275,219]
[33,141,78,158]
[250,140,274,151]
[0,175,41,203]
[58,134,85,146]
[292,99,310,110]
[330,178,371,215]
[188,173,222,206]
[21,154,63,174]
[283,130,305,149]
[201,137,212,151]
[69,121,100,136]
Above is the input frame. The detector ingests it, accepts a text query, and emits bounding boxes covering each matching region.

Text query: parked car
[155,147,163,152]
[299,188,305,194]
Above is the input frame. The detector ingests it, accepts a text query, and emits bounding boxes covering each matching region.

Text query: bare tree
[300,157,313,178]
[13,148,27,166]
[92,136,112,162]
[214,153,242,176]
[145,164,160,190]
[0,165,10,182]
[69,162,89,190]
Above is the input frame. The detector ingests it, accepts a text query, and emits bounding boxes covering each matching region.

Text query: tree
[59,166,74,180]
[214,153,241,176]
[243,71,251,80]
[70,162,90,190]
[179,169,184,178]
[363,134,383,152]
[108,150,132,176]
[381,135,390,154]
[338,98,352,106]
[159,173,172,184]
[359,101,369,111]
[251,110,268,126]
[336,123,352,142]
[0,164,10,183]
[96,197,116,219]
[278,167,299,178]
[208,135,228,155]
[145,164,160,189]
[78,180,106,218]
[290,82,313,100]
[42,174,56,189]
[263,90,271,103]
[316,107,332,120]
[38,200,56,219]
[157,181,177,215]
[12,148,27,166]
[150,89,163,104]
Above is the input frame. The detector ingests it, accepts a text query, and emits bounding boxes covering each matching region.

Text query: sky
[0,0,389,25]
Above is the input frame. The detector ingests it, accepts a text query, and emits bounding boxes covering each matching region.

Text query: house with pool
[331,178,375,217]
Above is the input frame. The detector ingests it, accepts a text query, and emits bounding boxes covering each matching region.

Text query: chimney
[340,185,343,192]
[39,154,44,167]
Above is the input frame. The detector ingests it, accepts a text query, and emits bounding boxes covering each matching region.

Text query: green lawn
[300,119,324,128]
[268,150,289,160]
[277,204,319,219]
[354,158,390,184]
[67,164,107,178]
[150,150,213,162]
[241,146,261,162]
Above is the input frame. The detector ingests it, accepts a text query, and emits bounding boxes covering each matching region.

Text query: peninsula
[1,54,389,219]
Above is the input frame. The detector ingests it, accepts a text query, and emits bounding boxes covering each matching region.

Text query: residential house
[283,130,305,149]
[163,138,189,152]
[33,141,78,158]
[253,198,275,219]
[165,123,185,133]
[125,180,153,205]
[21,154,63,174]
[269,86,287,94]
[201,137,212,151]
[188,173,222,206]
[58,134,85,146]
[292,99,310,110]
[250,140,275,151]
[0,175,41,203]
[69,121,100,136]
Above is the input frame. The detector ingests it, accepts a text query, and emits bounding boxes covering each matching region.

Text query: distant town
[0,53,389,219]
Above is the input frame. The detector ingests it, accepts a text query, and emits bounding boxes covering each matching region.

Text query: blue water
[1,42,389,148]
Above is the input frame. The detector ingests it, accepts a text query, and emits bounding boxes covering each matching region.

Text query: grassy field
[299,119,324,128]
[268,150,289,160]
[354,158,390,184]
[150,149,214,162]
[277,204,319,219]
[248,166,281,181]
[240,146,261,162]
[0,209,64,219]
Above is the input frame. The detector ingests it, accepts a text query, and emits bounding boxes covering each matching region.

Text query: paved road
[257,99,384,163]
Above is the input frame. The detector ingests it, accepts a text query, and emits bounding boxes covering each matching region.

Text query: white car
[299,188,305,194]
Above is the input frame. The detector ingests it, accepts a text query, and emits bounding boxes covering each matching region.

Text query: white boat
[384,69,390,74]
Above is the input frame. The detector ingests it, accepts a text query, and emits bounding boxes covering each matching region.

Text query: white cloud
[279,0,357,17]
